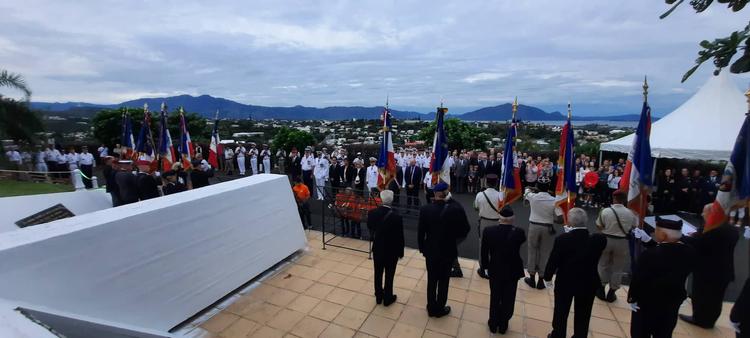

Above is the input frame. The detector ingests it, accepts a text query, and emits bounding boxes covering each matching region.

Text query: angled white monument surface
[601,72,747,161]
[0,174,306,332]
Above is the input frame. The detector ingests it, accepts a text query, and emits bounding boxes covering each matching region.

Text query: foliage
[91,107,209,147]
[271,127,316,153]
[0,180,74,197]
[0,98,44,143]
[415,118,490,151]
[576,141,600,158]
[661,0,750,81]
[0,69,31,101]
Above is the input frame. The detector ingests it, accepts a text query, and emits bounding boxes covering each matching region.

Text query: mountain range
[31,94,644,122]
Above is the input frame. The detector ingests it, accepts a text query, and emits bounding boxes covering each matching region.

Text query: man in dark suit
[418,182,471,317]
[388,166,403,206]
[136,165,160,200]
[481,206,526,334]
[329,159,341,195]
[114,161,139,205]
[405,159,423,210]
[543,208,606,338]
[700,169,720,207]
[629,217,697,338]
[486,154,502,181]
[367,190,404,306]
[679,203,740,329]
[478,154,488,189]
[289,148,302,182]
[353,160,366,192]
[455,154,468,193]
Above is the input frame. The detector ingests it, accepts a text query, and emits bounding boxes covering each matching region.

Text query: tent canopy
[600,72,746,161]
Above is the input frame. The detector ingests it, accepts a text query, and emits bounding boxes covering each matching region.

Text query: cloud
[462,72,511,84]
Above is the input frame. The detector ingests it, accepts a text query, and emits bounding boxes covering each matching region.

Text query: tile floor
[178,231,737,338]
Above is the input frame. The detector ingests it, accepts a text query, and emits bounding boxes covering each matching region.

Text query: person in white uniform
[473,174,502,279]
[248,143,259,175]
[314,153,330,200]
[523,182,560,290]
[366,157,379,194]
[235,144,247,175]
[79,146,95,188]
[260,144,272,174]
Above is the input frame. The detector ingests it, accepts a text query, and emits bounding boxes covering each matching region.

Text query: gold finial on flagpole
[512,96,518,120]
[745,85,750,116]
[643,75,649,103]
[567,100,572,119]
[179,106,185,115]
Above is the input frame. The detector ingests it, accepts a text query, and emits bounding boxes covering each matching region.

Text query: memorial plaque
[15,204,75,228]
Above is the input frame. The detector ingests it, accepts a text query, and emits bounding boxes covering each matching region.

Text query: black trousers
[406,187,420,208]
[302,170,314,195]
[81,164,93,188]
[298,201,311,229]
[691,278,730,327]
[489,277,518,327]
[425,188,434,204]
[425,256,452,313]
[373,255,398,300]
[550,289,595,338]
[631,303,680,338]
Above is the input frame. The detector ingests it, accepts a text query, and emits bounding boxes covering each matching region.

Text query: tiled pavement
[179,231,737,338]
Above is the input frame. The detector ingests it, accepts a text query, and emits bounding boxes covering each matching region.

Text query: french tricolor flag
[554,108,577,224]
[619,101,653,222]
[376,107,396,190]
[158,107,176,172]
[179,108,194,169]
[429,106,451,186]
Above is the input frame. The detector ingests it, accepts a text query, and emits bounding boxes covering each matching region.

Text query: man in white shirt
[595,190,637,303]
[79,146,96,188]
[474,174,502,279]
[523,182,560,290]
[366,157,379,194]
[66,148,80,171]
[423,171,434,203]
[235,144,246,175]
[313,153,330,200]
[301,147,316,194]
[34,147,47,173]
[223,147,235,174]
[97,144,108,163]
[248,143,259,175]
[260,144,272,174]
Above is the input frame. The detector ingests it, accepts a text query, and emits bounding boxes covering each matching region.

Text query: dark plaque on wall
[15,204,75,228]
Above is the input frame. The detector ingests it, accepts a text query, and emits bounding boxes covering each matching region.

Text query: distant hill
[31,95,646,122]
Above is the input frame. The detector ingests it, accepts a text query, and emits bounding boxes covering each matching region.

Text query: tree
[661,0,750,82]
[0,69,31,101]
[91,107,209,147]
[0,70,42,144]
[272,127,316,153]
[415,118,490,151]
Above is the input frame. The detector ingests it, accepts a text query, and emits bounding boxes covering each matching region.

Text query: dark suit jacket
[353,167,366,190]
[289,156,302,176]
[418,200,471,260]
[456,159,469,177]
[136,173,160,200]
[682,223,739,284]
[388,166,404,192]
[543,229,606,294]
[367,206,405,259]
[486,160,501,177]
[478,160,488,177]
[627,242,696,308]
[481,224,526,281]
[115,171,138,204]
[405,165,422,188]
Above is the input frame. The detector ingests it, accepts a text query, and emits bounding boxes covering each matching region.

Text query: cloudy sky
[1,0,749,116]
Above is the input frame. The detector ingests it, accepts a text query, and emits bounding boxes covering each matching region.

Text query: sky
[1,0,749,116]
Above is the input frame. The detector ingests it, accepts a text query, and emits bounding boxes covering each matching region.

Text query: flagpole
[642,76,651,228]
[504,97,518,203]
[566,101,572,215]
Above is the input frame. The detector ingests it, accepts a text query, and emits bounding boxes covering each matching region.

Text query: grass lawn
[0,180,75,197]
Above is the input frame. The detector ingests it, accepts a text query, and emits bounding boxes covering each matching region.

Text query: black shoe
[434,306,451,318]
[375,294,383,305]
[524,276,536,289]
[450,268,463,278]
[605,289,617,303]
[488,321,498,334]
[595,286,606,301]
[679,314,714,329]
[477,268,488,279]
[498,322,508,334]
[536,278,546,290]
[383,295,397,307]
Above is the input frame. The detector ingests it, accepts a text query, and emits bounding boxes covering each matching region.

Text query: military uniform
[524,187,559,289]
[474,179,502,276]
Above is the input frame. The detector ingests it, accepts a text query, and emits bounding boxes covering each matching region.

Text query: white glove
[629,302,640,312]
[744,226,750,239]
[632,228,643,239]
[634,228,651,243]
[563,226,572,233]
[731,321,740,333]
[544,280,553,289]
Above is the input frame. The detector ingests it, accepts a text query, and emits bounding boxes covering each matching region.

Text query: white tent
[600,72,746,161]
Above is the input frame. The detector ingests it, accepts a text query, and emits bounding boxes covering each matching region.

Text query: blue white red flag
[429,106,451,186]
[500,117,522,207]
[208,111,220,169]
[121,111,136,159]
[134,111,155,165]
[178,108,194,168]
[705,115,750,231]
[554,110,577,224]
[377,107,396,190]
[158,107,176,172]
[619,102,653,221]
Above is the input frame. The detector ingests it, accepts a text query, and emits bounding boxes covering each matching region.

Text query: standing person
[34,146,47,173]
[56,147,68,177]
[595,190,637,303]
[190,159,212,189]
[79,146,95,189]
[678,203,740,329]
[313,153,330,200]
[523,182,558,290]
[689,169,705,214]
[486,154,501,181]
[114,161,138,205]
[730,278,750,338]
[405,159,423,211]
[456,154,468,193]
[366,157,379,195]
[656,168,676,213]
[235,144,247,176]
[607,169,621,206]
[700,169,720,207]
[524,159,539,190]
[367,190,404,306]
[162,170,186,195]
[352,159,366,192]
[276,147,286,174]
[292,178,312,229]
[66,147,80,171]
[543,208,607,338]
[675,168,692,212]
[289,147,301,181]
[418,182,471,317]
[474,174,501,279]
[223,146,235,175]
[260,144,272,174]
[248,143,259,175]
[629,218,696,338]
[97,144,108,163]
[301,147,316,194]
[136,165,160,200]
[481,206,526,334]
[478,153,488,189]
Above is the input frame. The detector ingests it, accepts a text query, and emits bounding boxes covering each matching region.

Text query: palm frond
[0,69,32,101]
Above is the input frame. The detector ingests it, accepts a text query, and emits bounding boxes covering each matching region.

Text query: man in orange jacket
[293,178,312,229]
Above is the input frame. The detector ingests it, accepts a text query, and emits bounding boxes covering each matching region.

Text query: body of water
[526,120,638,128]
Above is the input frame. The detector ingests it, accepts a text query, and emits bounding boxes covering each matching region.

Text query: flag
[158,108,176,172]
[499,117,522,207]
[554,110,577,224]
[429,106,450,186]
[705,115,750,231]
[120,111,136,159]
[178,108,194,168]
[376,107,396,190]
[619,102,653,222]
[134,111,155,165]
[208,112,220,168]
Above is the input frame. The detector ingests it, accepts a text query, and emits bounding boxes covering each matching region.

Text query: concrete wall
[0,189,112,233]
